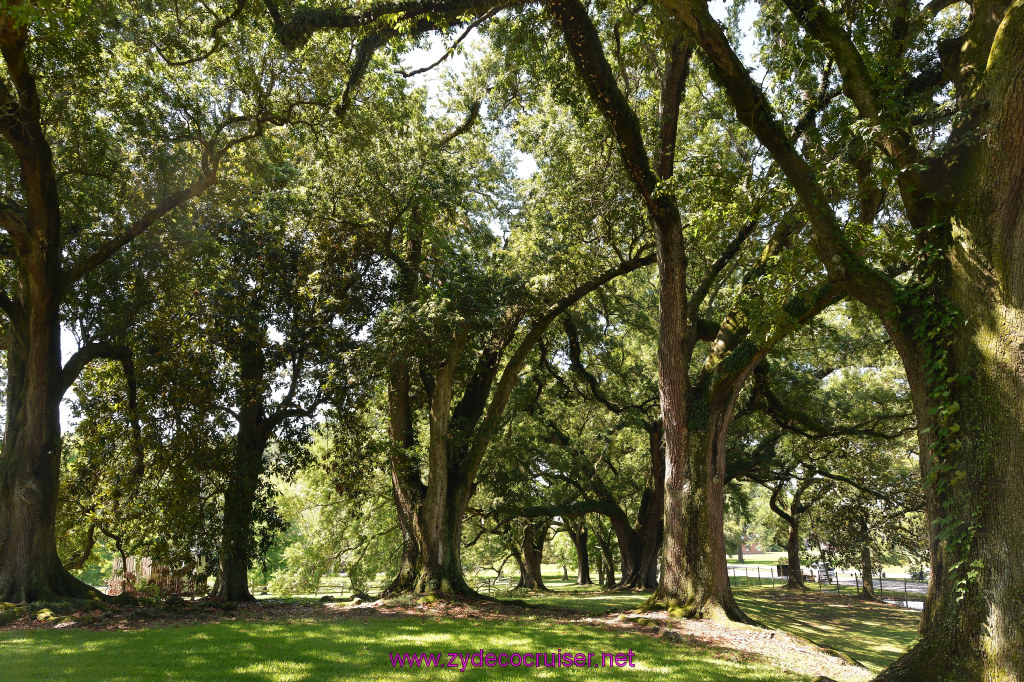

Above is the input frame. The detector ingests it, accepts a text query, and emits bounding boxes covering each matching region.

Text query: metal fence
[726,564,926,609]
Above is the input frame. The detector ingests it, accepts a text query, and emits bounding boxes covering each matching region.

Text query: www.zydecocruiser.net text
[389,649,638,670]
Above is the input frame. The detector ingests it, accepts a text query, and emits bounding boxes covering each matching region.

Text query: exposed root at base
[639,590,759,626]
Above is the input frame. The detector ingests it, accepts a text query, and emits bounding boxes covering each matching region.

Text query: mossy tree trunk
[657,379,750,620]
[0,286,96,602]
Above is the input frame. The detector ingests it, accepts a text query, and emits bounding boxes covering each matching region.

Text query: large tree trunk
[546,0,735,613]
[662,1,1023,675]
[878,10,1024,677]
[381,334,477,596]
[381,358,425,595]
[386,483,422,594]
[656,342,749,622]
[609,514,643,588]
[859,544,875,600]
[634,423,664,589]
[0,18,93,603]
[881,269,1024,677]
[511,549,527,589]
[0,294,95,601]
[410,471,474,594]
[382,434,485,595]
[784,517,804,589]
[565,519,592,585]
[384,471,476,596]
[214,349,270,602]
[214,440,265,601]
[518,519,548,590]
[652,208,699,612]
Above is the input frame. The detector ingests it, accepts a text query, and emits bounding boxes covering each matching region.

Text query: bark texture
[213,345,280,602]
[516,519,549,590]
[0,302,96,601]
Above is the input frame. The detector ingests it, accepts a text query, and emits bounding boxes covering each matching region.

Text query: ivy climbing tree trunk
[662,0,1024,675]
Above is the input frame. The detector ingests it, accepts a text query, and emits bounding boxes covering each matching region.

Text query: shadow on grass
[0,614,802,681]
[731,585,919,673]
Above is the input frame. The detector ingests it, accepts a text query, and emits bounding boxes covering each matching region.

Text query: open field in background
[4,572,919,681]
[724,553,926,580]
[258,568,925,610]
[500,579,919,673]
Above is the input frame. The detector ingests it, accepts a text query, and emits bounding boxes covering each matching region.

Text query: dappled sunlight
[0,610,799,681]
[732,586,919,672]
[0,578,916,680]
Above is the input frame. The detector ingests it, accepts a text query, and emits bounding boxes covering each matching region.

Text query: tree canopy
[1,1,1021,679]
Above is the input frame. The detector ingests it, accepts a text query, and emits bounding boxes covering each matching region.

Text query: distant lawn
[726,552,788,566]
[0,610,800,681]
[504,587,650,614]
[723,554,923,579]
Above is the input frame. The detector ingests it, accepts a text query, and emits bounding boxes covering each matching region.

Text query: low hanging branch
[62,521,98,572]
[61,342,144,476]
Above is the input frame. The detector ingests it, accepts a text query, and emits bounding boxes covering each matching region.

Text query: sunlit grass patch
[0,615,798,681]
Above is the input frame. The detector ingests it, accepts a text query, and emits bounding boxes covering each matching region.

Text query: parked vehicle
[802,562,837,583]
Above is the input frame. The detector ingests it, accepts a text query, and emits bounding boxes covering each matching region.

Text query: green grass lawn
[725,552,789,566]
[732,586,919,673]
[508,580,917,674]
[0,612,801,681]
[0,578,919,681]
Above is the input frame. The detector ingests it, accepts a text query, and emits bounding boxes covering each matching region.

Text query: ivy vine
[892,220,981,602]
